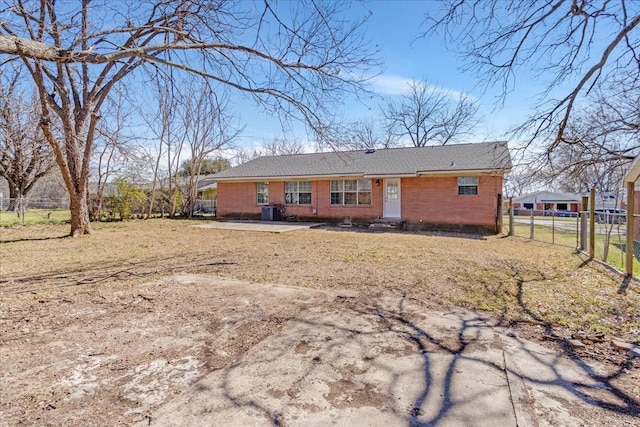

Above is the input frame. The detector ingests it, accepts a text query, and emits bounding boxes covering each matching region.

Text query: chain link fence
[0,196,70,211]
[193,199,216,217]
[504,207,639,277]
[505,209,581,248]
[0,196,71,225]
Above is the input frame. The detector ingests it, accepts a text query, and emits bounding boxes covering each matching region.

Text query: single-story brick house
[212,141,511,233]
[511,191,582,215]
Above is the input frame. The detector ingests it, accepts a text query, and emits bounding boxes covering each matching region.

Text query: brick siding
[217,175,503,230]
[400,176,501,227]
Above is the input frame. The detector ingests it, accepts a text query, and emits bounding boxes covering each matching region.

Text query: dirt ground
[1,219,639,425]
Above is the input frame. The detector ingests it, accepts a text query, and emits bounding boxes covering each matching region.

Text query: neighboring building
[511,191,582,215]
[212,141,511,233]
[195,177,217,215]
[197,176,217,200]
[578,190,623,211]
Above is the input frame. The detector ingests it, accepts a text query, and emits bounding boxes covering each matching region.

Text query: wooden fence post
[626,182,634,277]
[589,188,595,259]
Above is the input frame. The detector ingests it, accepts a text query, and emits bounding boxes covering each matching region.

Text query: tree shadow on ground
[612,240,640,262]
[198,293,638,426]
[0,252,235,295]
[319,224,489,241]
[509,264,639,416]
[0,234,68,244]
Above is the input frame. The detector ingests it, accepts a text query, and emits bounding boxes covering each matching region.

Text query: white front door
[383,178,401,218]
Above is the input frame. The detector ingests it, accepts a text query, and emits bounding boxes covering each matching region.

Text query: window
[285,181,312,205]
[457,176,478,195]
[330,179,371,205]
[256,182,269,205]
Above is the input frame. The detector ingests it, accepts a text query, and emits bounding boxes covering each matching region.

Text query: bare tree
[90,90,137,220]
[141,76,181,219]
[0,0,377,236]
[0,67,54,210]
[341,119,398,150]
[180,81,240,217]
[425,0,640,152]
[383,80,478,147]
[525,78,640,193]
[262,137,305,156]
[541,130,633,195]
[233,146,261,165]
[503,168,539,199]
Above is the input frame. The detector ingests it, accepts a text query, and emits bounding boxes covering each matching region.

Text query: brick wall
[216,180,383,220]
[401,176,501,227]
[217,175,503,230]
[216,181,262,217]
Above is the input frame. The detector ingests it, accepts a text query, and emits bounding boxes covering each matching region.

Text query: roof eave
[214,172,365,182]
[363,173,418,178]
[625,155,640,183]
[417,168,508,176]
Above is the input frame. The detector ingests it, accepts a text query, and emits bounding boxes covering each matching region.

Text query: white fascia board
[198,183,218,191]
[363,173,418,178]
[416,169,505,177]
[624,155,640,183]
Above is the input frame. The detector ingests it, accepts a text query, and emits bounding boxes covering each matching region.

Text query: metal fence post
[580,196,588,251]
[509,197,514,236]
[529,207,534,240]
[576,215,579,248]
[551,209,555,245]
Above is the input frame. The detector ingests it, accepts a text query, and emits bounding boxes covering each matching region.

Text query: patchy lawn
[1,219,639,425]
[0,209,71,227]
[1,219,638,344]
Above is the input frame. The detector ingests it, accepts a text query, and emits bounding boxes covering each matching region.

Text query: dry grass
[1,218,639,343]
[0,209,70,227]
[508,219,640,274]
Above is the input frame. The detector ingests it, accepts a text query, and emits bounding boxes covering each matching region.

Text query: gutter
[215,168,510,182]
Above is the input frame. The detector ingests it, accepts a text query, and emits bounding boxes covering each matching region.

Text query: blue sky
[235,0,539,151]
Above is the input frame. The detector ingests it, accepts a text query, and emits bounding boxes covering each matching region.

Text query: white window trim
[285,181,312,205]
[257,182,269,205]
[330,179,372,206]
[458,176,478,195]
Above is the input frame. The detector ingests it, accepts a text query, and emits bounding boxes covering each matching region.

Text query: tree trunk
[69,190,93,237]
[7,185,19,211]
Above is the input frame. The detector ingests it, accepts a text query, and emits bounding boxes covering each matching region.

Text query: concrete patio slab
[135,276,635,427]
[193,221,324,233]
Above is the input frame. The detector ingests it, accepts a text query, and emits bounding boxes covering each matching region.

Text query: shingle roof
[213,141,511,181]
[513,191,581,203]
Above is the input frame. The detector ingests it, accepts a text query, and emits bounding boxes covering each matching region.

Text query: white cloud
[370,74,415,96]
[370,74,478,103]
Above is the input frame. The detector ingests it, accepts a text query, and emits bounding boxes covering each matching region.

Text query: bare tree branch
[425,0,640,149]
[0,0,378,236]
[0,66,55,209]
[383,80,478,147]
